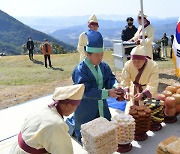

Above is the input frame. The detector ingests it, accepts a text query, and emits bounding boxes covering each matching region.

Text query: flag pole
[140,0,145,46]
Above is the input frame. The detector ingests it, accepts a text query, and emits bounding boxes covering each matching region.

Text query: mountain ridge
[0,10,74,55]
[16,15,178,47]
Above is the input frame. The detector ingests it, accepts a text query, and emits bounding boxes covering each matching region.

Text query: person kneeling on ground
[10,84,85,154]
[120,46,159,114]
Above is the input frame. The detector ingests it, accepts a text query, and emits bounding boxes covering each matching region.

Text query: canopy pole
[140,0,145,46]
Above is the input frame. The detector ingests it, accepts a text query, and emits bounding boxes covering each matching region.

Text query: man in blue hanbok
[66,30,119,142]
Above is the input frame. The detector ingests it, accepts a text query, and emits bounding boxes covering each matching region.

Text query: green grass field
[0,51,176,109]
[0,51,174,85]
[0,53,78,85]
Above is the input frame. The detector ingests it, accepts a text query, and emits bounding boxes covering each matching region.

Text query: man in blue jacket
[66,30,119,142]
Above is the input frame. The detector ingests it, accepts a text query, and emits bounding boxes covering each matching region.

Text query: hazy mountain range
[0,10,74,55]
[0,10,178,55]
[17,15,178,47]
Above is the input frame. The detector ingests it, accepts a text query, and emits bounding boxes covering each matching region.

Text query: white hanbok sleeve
[143,63,159,97]
[120,62,131,90]
[77,32,88,61]
[39,123,73,154]
[140,26,154,46]
[131,28,140,41]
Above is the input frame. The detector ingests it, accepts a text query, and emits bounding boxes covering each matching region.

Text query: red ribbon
[88,22,99,27]
[133,59,148,105]
[18,132,47,154]
[131,55,146,60]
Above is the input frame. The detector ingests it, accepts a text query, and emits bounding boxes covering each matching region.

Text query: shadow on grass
[159,73,178,80]
[32,59,44,65]
[51,67,64,71]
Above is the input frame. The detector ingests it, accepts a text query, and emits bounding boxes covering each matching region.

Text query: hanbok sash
[139,20,150,34]
[84,57,104,117]
[133,59,148,105]
[18,132,47,154]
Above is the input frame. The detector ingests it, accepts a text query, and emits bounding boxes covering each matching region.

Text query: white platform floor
[0,95,179,154]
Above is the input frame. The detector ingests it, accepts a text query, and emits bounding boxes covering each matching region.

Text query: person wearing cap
[120,46,159,114]
[77,14,99,62]
[130,11,154,60]
[121,17,137,60]
[42,39,52,68]
[66,30,120,142]
[10,84,85,154]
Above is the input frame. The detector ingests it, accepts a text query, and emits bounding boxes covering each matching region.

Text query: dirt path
[0,78,72,110]
[0,68,179,110]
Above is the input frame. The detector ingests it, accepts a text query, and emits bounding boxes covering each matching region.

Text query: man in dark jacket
[26,37,34,60]
[121,17,137,59]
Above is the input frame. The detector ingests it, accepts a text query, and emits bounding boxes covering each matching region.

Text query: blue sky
[0,0,180,18]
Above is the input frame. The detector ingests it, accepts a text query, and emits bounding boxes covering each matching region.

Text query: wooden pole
[140,0,146,47]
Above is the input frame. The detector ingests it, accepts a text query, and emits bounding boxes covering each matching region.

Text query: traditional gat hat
[138,11,147,18]
[88,14,99,27]
[131,46,146,60]
[88,14,98,23]
[85,30,104,53]
[52,84,85,106]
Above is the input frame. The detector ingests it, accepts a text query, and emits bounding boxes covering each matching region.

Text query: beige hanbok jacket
[10,107,73,154]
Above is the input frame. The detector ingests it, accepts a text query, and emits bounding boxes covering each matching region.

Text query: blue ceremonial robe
[66,58,117,142]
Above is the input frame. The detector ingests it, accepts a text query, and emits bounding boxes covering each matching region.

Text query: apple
[174,83,180,89]
[165,86,177,94]
[172,94,180,104]
[176,104,180,113]
[162,90,172,97]
[176,88,180,94]
[155,94,166,101]
[164,97,176,109]
[164,108,176,116]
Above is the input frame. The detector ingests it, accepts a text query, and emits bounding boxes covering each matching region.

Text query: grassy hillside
[0,51,113,109]
[0,51,176,109]
[0,10,75,55]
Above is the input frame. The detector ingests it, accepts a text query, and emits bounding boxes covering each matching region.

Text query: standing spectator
[42,39,52,68]
[77,14,99,62]
[26,37,34,60]
[130,11,154,60]
[161,33,169,58]
[121,17,137,59]
[170,35,174,58]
